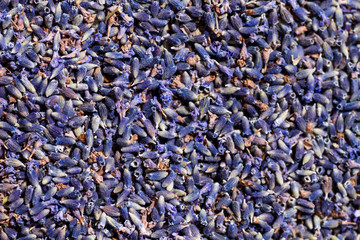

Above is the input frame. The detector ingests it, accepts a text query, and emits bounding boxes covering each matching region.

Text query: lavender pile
[0,0,360,239]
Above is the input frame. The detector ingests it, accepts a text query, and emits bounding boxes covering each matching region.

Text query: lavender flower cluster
[0,0,360,239]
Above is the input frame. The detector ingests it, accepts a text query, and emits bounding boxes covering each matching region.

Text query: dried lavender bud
[0,0,359,239]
